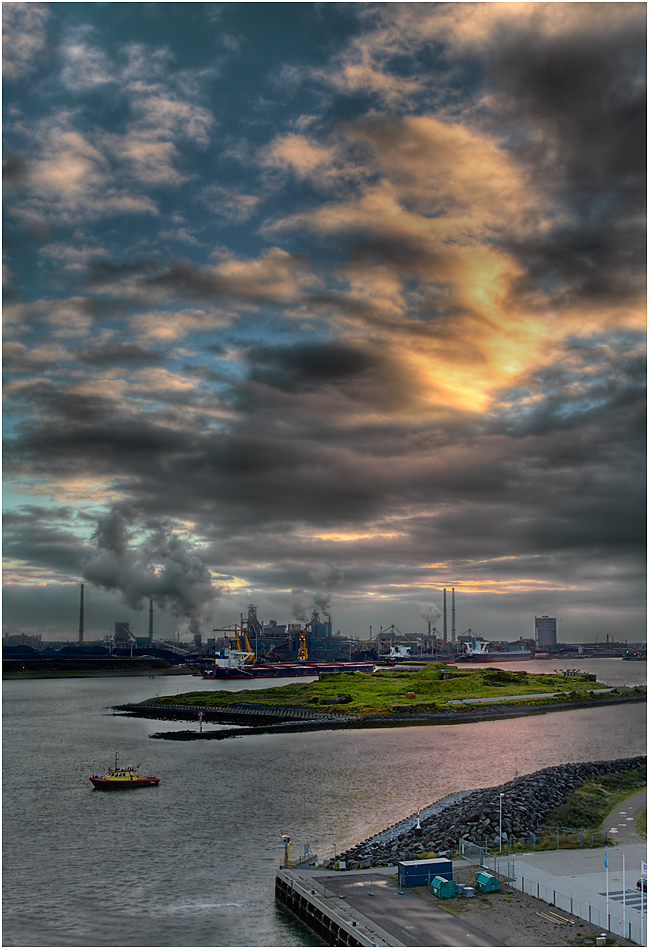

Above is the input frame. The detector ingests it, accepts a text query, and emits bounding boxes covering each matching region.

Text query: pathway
[602,788,646,846]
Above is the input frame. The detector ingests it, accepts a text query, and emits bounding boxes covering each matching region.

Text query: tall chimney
[451,588,456,641]
[443,588,447,642]
[78,583,84,644]
[148,599,154,643]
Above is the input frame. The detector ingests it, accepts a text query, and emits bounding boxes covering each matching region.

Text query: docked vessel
[89,754,160,789]
[202,632,375,679]
[380,645,458,665]
[202,652,375,679]
[455,638,531,663]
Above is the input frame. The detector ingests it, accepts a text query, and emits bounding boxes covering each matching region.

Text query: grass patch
[539,768,646,838]
[636,807,646,839]
[147,666,612,716]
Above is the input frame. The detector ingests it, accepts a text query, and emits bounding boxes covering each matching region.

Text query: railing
[284,845,318,868]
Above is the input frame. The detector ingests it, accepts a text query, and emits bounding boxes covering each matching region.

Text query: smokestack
[443,588,447,642]
[78,583,84,644]
[451,588,456,640]
[148,599,154,643]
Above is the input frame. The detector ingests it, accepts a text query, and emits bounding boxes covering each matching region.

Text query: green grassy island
[149,666,620,716]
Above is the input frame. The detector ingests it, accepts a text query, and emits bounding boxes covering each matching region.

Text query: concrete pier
[275,867,504,947]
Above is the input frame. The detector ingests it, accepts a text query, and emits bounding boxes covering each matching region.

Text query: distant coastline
[2,657,192,678]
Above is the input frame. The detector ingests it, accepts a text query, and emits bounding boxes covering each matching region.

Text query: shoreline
[118,692,647,740]
[330,754,646,870]
[2,669,194,679]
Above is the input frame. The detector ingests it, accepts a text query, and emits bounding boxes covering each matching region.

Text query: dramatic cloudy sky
[3,2,646,643]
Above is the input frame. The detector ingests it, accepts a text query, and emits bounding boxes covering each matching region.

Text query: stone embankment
[329,755,646,870]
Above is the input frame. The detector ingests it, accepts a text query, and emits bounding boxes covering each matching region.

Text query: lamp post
[282,835,291,868]
[499,793,504,853]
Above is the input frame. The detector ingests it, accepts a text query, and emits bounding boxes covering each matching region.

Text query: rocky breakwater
[329,755,646,870]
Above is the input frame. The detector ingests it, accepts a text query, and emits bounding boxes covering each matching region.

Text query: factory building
[3,633,42,649]
[535,615,557,648]
[309,615,332,638]
[114,621,133,644]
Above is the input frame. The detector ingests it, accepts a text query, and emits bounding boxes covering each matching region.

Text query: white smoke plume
[308,562,344,589]
[82,505,221,632]
[290,589,314,622]
[419,603,442,624]
[291,563,343,621]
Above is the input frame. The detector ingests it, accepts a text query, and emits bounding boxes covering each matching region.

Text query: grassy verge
[146,666,619,716]
[533,768,646,850]
[637,808,647,839]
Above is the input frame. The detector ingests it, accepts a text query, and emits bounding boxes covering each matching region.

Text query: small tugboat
[89,754,160,790]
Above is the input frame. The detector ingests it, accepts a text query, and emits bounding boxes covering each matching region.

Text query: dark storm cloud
[245,340,375,391]
[2,151,29,185]
[5,328,644,575]
[2,4,645,639]
[75,341,164,367]
[3,506,89,575]
[6,381,121,427]
[492,335,646,440]
[86,259,160,285]
[142,252,311,305]
[485,16,646,306]
[4,381,193,480]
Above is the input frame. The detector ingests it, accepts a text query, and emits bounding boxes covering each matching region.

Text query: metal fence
[461,830,607,858]
[537,826,608,850]
[459,842,645,943]
[459,838,484,864]
[511,877,646,945]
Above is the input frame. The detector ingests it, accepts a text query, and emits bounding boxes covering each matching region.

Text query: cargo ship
[454,638,530,663]
[381,645,458,665]
[203,630,375,679]
[202,649,374,679]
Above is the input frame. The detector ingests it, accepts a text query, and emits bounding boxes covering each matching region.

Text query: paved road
[447,688,615,705]
[500,841,647,939]
[602,788,646,845]
[317,874,504,947]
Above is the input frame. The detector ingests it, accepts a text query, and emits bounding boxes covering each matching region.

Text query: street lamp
[499,793,504,853]
[282,835,291,867]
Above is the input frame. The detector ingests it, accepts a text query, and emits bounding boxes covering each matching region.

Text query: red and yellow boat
[89,754,160,790]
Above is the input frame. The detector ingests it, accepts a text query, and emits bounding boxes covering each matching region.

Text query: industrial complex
[2,584,645,665]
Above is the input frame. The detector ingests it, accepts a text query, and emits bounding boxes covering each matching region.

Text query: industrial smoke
[419,603,442,623]
[82,505,221,633]
[292,563,343,620]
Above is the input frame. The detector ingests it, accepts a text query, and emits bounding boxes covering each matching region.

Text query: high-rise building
[534,615,557,648]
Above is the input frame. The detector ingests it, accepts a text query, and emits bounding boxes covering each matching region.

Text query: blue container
[398,858,453,887]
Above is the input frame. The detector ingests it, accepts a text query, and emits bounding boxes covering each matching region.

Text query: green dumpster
[431,875,456,899]
[475,871,500,893]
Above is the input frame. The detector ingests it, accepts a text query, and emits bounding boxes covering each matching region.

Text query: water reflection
[2,658,645,947]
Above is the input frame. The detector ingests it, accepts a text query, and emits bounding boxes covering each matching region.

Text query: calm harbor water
[3,658,646,947]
